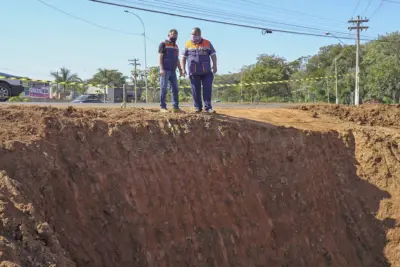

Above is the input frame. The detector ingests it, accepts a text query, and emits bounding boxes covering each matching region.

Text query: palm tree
[50,67,81,92]
[148,67,160,102]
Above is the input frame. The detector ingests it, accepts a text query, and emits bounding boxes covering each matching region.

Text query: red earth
[0,105,399,267]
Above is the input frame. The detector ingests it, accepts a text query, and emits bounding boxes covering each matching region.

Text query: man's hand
[160,68,165,77]
[212,65,217,74]
[180,69,187,77]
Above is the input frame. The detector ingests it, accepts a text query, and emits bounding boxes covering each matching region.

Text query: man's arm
[210,42,217,73]
[158,42,165,75]
[158,54,164,70]
[181,45,189,75]
[176,58,183,73]
[211,54,217,68]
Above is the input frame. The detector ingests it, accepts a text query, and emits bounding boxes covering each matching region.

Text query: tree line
[51,31,400,104]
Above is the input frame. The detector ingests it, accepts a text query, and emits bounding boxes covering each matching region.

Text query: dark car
[71,94,103,103]
[363,99,381,104]
[0,72,25,101]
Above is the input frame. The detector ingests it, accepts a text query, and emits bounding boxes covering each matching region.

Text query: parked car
[71,94,103,103]
[0,72,25,101]
[363,99,381,104]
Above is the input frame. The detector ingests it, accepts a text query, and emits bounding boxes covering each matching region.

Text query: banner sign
[29,86,49,98]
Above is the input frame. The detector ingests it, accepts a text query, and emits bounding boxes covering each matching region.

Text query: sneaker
[160,108,168,113]
[172,107,182,113]
[194,108,202,113]
[206,109,216,114]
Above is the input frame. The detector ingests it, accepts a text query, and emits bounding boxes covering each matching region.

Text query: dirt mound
[0,105,399,266]
[298,104,400,128]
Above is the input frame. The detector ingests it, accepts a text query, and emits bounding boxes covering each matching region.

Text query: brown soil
[297,104,400,128]
[0,105,399,267]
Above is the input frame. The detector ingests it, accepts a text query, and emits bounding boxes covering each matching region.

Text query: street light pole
[325,32,348,46]
[231,68,244,103]
[335,57,338,104]
[124,10,148,103]
[325,32,357,105]
[240,71,243,103]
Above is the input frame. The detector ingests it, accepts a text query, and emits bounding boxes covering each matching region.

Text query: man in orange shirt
[181,27,217,113]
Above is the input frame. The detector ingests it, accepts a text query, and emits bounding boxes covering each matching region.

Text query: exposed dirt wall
[299,104,400,128]
[0,106,398,267]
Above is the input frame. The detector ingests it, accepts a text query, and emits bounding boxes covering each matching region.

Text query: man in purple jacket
[181,27,217,113]
[158,29,184,112]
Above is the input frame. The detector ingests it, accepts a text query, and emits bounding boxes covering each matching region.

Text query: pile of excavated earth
[0,104,399,267]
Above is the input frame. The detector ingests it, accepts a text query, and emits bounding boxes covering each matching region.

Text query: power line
[362,0,373,14]
[36,0,142,36]
[352,0,362,16]
[118,0,353,37]
[36,0,159,46]
[89,0,369,41]
[370,1,384,19]
[233,0,348,25]
[202,0,349,32]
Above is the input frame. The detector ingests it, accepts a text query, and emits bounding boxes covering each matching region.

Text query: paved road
[0,101,293,109]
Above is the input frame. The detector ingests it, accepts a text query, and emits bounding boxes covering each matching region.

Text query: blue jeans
[160,70,179,109]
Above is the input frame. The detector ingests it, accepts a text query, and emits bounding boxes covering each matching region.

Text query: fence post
[104,85,107,103]
[123,83,127,109]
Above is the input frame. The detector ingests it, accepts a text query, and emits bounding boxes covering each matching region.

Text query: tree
[89,69,127,87]
[50,67,81,92]
[362,32,400,103]
[213,32,400,104]
[147,67,160,102]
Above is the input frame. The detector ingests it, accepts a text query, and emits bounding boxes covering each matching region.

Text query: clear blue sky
[1,0,398,81]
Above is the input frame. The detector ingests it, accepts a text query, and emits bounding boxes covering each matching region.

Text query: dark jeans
[189,72,214,110]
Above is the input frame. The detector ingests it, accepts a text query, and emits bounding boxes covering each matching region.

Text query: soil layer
[0,105,399,267]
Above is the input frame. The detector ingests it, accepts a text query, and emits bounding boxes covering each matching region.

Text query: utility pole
[348,16,369,106]
[129,58,140,103]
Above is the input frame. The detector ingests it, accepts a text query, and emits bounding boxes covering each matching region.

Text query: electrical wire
[352,0,362,16]
[201,0,349,35]
[363,0,373,15]
[210,0,348,29]
[89,0,379,41]
[112,0,377,39]
[370,1,384,19]
[36,0,142,36]
[217,0,374,39]
[235,0,347,25]
[118,0,353,36]
[36,0,159,46]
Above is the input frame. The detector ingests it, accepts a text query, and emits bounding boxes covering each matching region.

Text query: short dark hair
[169,29,178,35]
[192,27,201,34]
